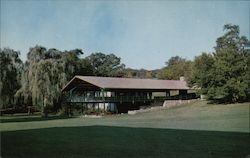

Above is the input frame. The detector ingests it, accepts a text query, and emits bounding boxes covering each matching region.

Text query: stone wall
[128,99,198,115]
[163,99,197,108]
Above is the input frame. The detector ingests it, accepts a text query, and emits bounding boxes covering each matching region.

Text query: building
[61,76,193,114]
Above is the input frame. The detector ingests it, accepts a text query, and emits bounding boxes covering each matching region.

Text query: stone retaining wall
[163,99,197,108]
[128,99,198,115]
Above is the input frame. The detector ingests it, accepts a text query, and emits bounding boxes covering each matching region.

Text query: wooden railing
[154,93,198,101]
[63,93,197,103]
[65,96,152,103]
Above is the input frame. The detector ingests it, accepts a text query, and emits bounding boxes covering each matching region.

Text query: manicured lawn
[2,126,249,158]
[1,100,249,158]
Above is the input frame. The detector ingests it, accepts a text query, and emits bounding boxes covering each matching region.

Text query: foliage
[160,56,193,80]
[0,45,129,115]
[0,48,23,108]
[124,68,137,78]
[190,24,250,103]
[16,46,93,116]
[123,67,162,79]
[188,52,214,94]
[86,52,125,77]
[0,45,128,115]
[1,23,249,113]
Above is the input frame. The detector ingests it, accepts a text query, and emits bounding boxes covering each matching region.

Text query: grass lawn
[1,100,249,158]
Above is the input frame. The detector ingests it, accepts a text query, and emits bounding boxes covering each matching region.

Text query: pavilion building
[61,76,194,114]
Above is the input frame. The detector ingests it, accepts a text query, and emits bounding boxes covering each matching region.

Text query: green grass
[1,100,249,158]
[0,114,73,123]
[1,100,249,132]
[2,126,249,158]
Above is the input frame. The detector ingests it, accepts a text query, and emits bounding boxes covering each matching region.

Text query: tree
[123,68,156,79]
[208,25,249,103]
[162,56,193,80]
[13,46,127,116]
[145,71,153,78]
[0,48,23,108]
[86,52,125,77]
[188,52,214,94]
[124,68,137,78]
[17,45,93,116]
[190,24,250,103]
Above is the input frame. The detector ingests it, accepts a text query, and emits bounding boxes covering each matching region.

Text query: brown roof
[62,76,189,91]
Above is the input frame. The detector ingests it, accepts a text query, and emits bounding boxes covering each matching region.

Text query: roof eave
[61,76,104,92]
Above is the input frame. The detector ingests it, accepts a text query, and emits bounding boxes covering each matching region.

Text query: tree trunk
[41,96,48,118]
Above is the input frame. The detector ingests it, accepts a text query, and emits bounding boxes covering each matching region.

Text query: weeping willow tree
[16,45,92,116]
[0,48,23,109]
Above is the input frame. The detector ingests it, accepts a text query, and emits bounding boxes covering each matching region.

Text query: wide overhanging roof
[62,76,189,91]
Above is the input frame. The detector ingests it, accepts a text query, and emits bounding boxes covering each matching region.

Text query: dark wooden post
[166,90,170,99]
[69,103,71,117]
[81,103,84,115]
[101,89,105,112]
[86,103,88,114]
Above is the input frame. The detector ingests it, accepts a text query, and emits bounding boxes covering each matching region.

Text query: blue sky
[1,0,249,70]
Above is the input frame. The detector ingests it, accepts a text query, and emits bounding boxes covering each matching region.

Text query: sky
[1,0,249,70]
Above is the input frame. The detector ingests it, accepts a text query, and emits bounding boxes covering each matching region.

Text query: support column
[69,103,72,117]
[86,103,88,114]
[92,103,95,111]
[101,89,105,112]
[81,103,83,115]
[166,90,170,99]
[149,92,152,100]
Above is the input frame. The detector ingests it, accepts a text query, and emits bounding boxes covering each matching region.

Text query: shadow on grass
[0,115,75,123]
[1,126,249,158]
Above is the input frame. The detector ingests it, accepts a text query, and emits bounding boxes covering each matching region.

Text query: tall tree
[17,45,93,116]
[188,52,214,94]
[208,24,249,102]
[86,52,125,77]
[190,24,250,103]
[0,48,23,108]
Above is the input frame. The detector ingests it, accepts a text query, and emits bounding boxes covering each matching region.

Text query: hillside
[1,100,249,132]
[1,100,249,158]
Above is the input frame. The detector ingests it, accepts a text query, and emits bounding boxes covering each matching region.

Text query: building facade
[62,76,193,114]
